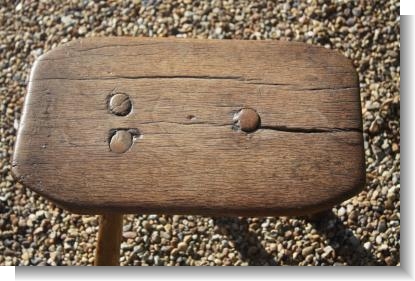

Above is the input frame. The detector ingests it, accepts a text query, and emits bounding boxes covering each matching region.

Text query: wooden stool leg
[94,213,123,266]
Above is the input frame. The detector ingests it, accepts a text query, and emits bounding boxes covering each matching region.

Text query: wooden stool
[12,38,365,266]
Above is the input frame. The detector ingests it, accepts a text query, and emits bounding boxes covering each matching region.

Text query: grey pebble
[352,7,362,17]
[337,207,346,217]
[123,231,137,239]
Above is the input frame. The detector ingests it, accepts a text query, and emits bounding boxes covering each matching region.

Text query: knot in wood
[109,93,132,116]
[109,130,133,153]
[233,108,260,133]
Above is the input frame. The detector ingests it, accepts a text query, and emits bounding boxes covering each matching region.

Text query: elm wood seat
[12,37,365,265]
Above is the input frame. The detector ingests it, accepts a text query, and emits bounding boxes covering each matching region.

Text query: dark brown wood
[95,213,123,266]
[12,37,365,216]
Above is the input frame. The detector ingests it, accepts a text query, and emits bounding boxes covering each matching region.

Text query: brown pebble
[269,243,277,252]
[4,249,16,257]
[369,120,380,134]
[385,256,394,266]
[284,230,293,238]
[302,246,314,257]
[177,242,188,252]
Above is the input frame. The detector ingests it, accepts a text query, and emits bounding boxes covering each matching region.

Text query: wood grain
[12,37,365,216]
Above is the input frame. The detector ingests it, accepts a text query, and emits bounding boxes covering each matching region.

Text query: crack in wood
[30,75,247,82]
[246,82,357,91]
[260,125,362,133]
[138,120,361,134]
[139,120,233,127]
[38,53,355,72]
[29,76,357,92]
[75,42,164,52]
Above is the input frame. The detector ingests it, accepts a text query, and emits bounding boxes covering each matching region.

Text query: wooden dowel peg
[95,213,124,266]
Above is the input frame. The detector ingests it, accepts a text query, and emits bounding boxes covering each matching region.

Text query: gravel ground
[0,0,400,266]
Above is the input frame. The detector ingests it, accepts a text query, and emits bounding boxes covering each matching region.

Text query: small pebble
[177,242,188,252]
[302,246,314,257]
[123,231,137,239]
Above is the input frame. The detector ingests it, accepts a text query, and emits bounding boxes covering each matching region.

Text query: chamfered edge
[11,37,366,216]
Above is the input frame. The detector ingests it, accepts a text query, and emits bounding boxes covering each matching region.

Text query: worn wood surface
[95,213,123,266]
[12,37,365,216]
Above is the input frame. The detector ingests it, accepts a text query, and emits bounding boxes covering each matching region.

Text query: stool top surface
[12,37,365,216]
